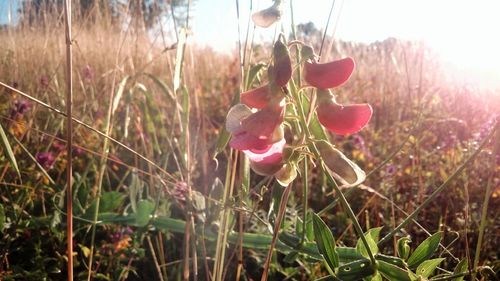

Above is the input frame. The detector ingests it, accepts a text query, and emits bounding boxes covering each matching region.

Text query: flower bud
[271,40,292,87]
[397,237,411,260]
[252,1,282,28]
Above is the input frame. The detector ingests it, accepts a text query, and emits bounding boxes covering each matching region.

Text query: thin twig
[260,184,293,281]
[63,0,74,280]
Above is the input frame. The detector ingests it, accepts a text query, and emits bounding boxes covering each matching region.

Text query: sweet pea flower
[226,102,285,150]
[241,84,276,109]
[240,40,291,109]
[304,57,355,89]
[316,89,373,135]
[246,138,286,176]
[225,104,286,176]
[252,0,282,28]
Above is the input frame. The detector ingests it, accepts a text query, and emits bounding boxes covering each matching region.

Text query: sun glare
[333,0,500,88]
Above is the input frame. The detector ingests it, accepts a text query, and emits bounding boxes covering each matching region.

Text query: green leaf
[0,123,20,177]
[375,253,408,269]
[337,259,375,281]
[85,191,125,219]
[134,200,155,227]
[378,260,412,281]
[142,73,176,103]
[312,212,339,270]
[415,258,444,278]
[192,191,206,223]
[245,63,266,89]
[452,258,468,281]
[112,76,130,115]
[212,128,231,160]
[365,272,382,281]
[309,114,329,141]
[99,191,126,212]
[305,211,315,242]
[407,232,442,268]
[283,251,299,264]
[337,247,364,263]
[356,228,381,259]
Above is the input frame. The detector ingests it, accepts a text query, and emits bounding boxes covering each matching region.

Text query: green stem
[378,121,498,245]
[317,159,376,265]
[300,160,308,244]
[472,128,498,280]
[290,81,376,265]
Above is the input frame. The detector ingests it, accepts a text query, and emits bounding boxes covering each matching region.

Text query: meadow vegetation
[0,1,498,280]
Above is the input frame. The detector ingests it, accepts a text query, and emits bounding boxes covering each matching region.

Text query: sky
[0,0,17,25]
[191,0,500,88]
[1,0,499,87]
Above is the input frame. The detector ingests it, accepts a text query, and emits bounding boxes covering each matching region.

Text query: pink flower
[316,93,372,135]
[304,57,355,89]
[227,102,285,150]
[240,85,272,109]
[245,138,286,176]
[225,102,286,176]
[240,40,291,109]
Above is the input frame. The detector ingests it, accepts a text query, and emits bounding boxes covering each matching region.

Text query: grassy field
[0,1,499,280]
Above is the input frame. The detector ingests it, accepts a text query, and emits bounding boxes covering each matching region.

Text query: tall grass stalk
[85,4,133,278]
[472,129,499,280]
[213,150,238,281]
[63,0,74,280]
[0,82,179,184]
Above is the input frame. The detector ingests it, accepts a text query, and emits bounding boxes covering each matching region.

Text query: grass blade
[0,124,20,178]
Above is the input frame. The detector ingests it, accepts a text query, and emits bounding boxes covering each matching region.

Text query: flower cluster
[225,7,373,186]
[302,46,373,135]
[226,39,291,182]
[225,39,373,186]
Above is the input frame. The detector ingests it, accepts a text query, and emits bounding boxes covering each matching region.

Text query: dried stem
[63,0,74,280]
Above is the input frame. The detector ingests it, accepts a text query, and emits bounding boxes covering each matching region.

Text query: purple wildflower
[40,75,50,89]
[11,99,31,117]
[82,65,94,82]
[35,152,55,170]
[351,134,373,159]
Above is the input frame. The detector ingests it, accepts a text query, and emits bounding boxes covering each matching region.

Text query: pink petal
[304,57,355,89]
[229,131,271,150]
[249,161,284,176]
[226,104,252,133]
[240,102,284,138]
[243,138,285,164]
[317,101,372,135]
[240,85,271,109]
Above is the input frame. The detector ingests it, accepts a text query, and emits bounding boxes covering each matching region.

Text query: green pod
[397,237,411,260]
